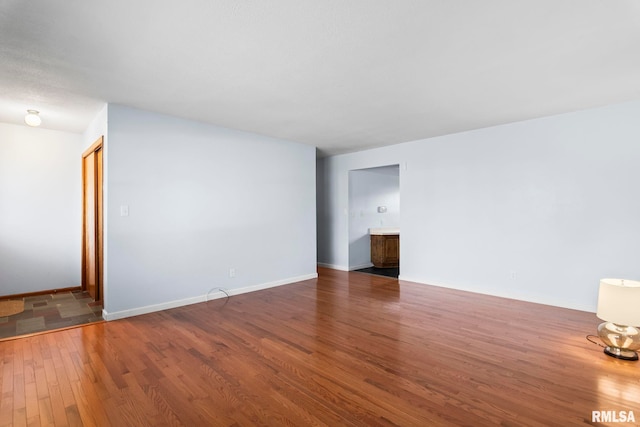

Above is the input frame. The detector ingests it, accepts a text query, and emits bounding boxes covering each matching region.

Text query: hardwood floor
[0,267,638,426]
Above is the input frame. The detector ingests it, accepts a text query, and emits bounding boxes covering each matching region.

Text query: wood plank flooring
[1,267,638,426]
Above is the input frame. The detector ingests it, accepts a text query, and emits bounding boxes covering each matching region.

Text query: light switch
[120,205,129,217]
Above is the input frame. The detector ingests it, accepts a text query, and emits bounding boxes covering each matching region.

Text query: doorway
[348,165,400,278]
[82,137,103,302]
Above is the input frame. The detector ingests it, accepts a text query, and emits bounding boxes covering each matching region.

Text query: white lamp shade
[596,278,640,326]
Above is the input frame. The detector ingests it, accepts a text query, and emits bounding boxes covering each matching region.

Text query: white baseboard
[102,272,318,321]
[317,262,349,271]
[317,262,375,271]
[221,273,318,297]
[398,275,594,313]
[103,295,206,321]
[397,275,421,283]
[349,262,373,271]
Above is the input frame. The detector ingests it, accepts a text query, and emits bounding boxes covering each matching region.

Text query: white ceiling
[2,1,640,156]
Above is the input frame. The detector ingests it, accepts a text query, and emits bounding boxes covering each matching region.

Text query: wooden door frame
[82,136,104,301]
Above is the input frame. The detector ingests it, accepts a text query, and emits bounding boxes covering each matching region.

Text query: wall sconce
[596,278,640,361]
[24,110,41,127]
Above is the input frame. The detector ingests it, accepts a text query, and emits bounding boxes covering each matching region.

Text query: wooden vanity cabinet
[371,234,399,268]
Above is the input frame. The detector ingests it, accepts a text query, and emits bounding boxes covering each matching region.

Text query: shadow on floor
[0,290,103,340]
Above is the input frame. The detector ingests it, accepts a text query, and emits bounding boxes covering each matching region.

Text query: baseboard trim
[0,286,82,301]
[398,275,594,313]
[102,272,318,321]
[317,263,349,271]
[349,263,374,271]
[103,295,207,321]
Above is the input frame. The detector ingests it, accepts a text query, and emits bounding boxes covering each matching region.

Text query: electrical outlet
[510,271,517,280]
[229,268,236,278]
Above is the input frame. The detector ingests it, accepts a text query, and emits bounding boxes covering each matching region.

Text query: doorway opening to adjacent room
[348,165,400,279]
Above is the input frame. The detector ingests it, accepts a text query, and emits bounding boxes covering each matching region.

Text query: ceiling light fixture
[24,110,42,127]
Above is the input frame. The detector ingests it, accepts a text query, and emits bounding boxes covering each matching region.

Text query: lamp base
[603,346,639,361]
[597,322,640,362]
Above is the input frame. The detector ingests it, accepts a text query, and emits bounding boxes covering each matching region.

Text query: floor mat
[0,290,102,340]
[0,300,24,317]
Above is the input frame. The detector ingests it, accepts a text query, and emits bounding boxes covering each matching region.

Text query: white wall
[348,166,399,269]
[104,104,317,318]
[0,123,82,295]
[317,100,640,312]
[83,103,108,151]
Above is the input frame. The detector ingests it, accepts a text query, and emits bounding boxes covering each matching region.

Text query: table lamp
[596,278,640,361]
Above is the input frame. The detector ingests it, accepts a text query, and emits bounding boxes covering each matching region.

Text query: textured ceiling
[2,1,640,156]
